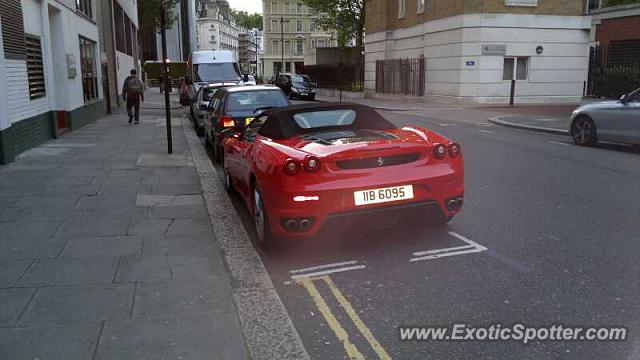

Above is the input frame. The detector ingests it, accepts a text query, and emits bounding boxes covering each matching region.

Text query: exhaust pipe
[456,198,463,208]
[284,219,299,232]
[299,219,312,232]
[447,199,458,211]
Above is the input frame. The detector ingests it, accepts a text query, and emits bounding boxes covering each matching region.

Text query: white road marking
[549,141,569,146]
[413,244,475,257]
[410,248,486,262]
[290,261,359,274]
[448,231,488,251]
[290,265,366,280]
[478,129,495,134]
[438,123,456,127]
[410,231,488,263]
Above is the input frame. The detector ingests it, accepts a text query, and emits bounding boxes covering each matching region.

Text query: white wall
[365,13,591,104]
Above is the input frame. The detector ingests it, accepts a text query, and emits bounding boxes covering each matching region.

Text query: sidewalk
[0,91,248,359]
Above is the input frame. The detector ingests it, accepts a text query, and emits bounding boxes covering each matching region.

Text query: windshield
[226,90,289,115]
[293,110,356,129]
[193,63,241,82]
[291,74,311,84]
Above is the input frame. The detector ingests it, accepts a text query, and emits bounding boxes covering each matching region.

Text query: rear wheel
[212,135,221,163]
[222,152,234,194]
[253,184,272,250]
[571,116,597,146]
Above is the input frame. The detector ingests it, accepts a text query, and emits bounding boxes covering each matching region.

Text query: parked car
[220,103,464,248]
[190,83,237,136]
[204,85,290,162]
[275,73,316,100]
[570,87,640,146]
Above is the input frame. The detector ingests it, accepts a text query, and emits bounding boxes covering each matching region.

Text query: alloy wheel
[572,117,596,145]
[253,187,266,246]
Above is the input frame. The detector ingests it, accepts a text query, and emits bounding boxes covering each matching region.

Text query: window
[76,0,93,18]
[284,2,289,13]
[124,15,133,56]
[113,3,125,53]
[317,39,326,48]
[284,20,290,32]
[272,40,279,53]
[293,110,357,129]
[295,40,303,55]
[505,0,537,6]
[79,36,98,102]
[285,40,291,54]
[503,57,528,80]
[310,19,317,32]
[398,0,406,18]
[271,1,278,13]
[2,0,26,59]
[297,20,303,32]
[210,35,216,40]
[25,35,45,99]
[417,0,426,13]
[297,3,303,13]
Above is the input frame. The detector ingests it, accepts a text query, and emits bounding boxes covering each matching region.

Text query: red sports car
[221,103,464,247]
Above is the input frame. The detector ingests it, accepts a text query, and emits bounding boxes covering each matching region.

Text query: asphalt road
[204,102,640,360]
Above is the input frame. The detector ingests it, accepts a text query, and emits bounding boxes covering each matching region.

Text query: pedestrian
[122,69,144,124]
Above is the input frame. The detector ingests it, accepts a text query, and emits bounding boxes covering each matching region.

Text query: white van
[187,50,245,92]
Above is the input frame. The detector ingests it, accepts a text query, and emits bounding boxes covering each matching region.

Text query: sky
[227,0,263,14]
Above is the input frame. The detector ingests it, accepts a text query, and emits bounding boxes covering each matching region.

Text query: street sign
[481,44,506,55]
[466,61,476,66]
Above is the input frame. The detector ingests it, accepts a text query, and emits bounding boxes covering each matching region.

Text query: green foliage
[302,0,364,48]
[232,10,263,30]
[143,61,187,80]
[138,0,179,33]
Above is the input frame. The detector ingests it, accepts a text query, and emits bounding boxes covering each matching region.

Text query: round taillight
[304,156,320,172]
[448,143,461,158]
[433,144,447,159]
[283,158,300,175]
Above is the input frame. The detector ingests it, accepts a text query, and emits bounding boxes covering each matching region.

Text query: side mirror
[619,94,628,104]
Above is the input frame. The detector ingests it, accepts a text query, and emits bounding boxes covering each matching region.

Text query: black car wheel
[571,116,597,146]
[223,152,234,194]
[253,184,272,250]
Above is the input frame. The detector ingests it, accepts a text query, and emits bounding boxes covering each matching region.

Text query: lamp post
[160,6,173,154]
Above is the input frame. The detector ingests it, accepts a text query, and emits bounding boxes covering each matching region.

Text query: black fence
[587,44,640,99]
[304,64,364,92]
[375,56,426,96]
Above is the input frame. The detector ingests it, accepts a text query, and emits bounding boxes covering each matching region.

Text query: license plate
[354,185,414,206]
[245,117,255,125]
[301,93,308,96]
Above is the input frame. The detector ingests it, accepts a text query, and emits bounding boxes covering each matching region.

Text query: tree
[302,0,364,49]
[138,0,179,33]
[232,10,263,30]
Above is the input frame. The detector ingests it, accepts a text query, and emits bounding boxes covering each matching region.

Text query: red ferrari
[221,103,464,247]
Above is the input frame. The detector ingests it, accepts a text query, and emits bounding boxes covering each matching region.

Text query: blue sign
[466,61,476,66]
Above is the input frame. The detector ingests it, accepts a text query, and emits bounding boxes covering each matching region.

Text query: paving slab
[135,194,204,207]
[142,234,218,257]
[58,218,130,237]
[0,237,68,260]
[167,254,227,279]
[146,204,209,220]
[95,313,247,360]
[0,288,36,326]
[133,277,235,318]
[165,218,212,235]
[18,257,118,286]
[128,218,172,235]
[19,284,134,326]
[0,260,32,287]
[60,235,143,258]
[0,221,62,239]
[115,256,171,282]
[0,323,101,360]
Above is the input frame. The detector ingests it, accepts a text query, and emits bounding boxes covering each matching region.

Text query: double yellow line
[299,276,392,360]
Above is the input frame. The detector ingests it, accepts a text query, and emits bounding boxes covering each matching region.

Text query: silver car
[570,87,640,146]
[190,83,237,136]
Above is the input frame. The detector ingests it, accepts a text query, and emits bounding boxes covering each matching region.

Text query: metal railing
[587,44,640,99]
[375,56,426,96]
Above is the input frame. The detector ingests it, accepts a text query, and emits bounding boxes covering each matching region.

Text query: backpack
[127,78,144,101]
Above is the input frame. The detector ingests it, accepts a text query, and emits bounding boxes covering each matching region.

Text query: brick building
[589,3,640,64]
[365,0,592,104]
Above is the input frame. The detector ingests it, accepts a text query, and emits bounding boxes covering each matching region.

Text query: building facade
[98,0,139,113]
[239,29,262,74]
[0,0,106,163]
[195,0,239,59]
[262,0,336,77]
[365,0,591,104]
[589,2,640,48]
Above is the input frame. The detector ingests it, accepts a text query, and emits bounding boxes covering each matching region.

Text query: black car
[189,83,237,136]
[275,73,316,100]
[204,86,290,162]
